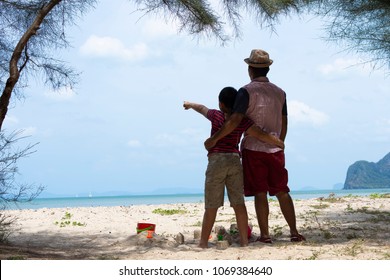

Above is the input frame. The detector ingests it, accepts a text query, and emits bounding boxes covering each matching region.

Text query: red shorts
[242,149,290,196]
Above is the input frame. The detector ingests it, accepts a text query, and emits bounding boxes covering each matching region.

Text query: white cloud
[44,86,75,101]
[3,116,36,136]
[154,133,187,147]
[374,118,390,141]
[318,58,370,76]
[80,35,148,60]
[127,129,205,150]
[4,115,19,126]
[142,19,178,38]
[180,127,206,138]
[127,139,142,148]
[19,126,37,137]
[288,100,329,126]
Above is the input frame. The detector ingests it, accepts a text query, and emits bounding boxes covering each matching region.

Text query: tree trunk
[0,0,62,131]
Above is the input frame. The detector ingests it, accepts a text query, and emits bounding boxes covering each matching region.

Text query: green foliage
[322,230,333,239]
[135,0,223,39]
[369,193,390,199]
[306,250,321,260]
[318,193,343,203]
[312,0,390,69]
[191,220,202,227]
[62,211,72,220]
[344,239,364,257]
[6,255,26,260]
[310,203,330,209]
[345,194,359,198]
[135,0,307,42]
[152,208,187,215]
[271,225,284,238]
[54,211,85,227]
[136,1,390,70]
[0,0,97,129]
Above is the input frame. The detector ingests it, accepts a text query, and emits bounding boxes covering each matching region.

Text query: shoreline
[8,188,390,210]
[1,195,390,260]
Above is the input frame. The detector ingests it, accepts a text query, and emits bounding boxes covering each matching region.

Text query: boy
[184,87,284,248]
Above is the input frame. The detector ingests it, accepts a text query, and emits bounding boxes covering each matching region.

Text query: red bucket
[247,225,252,239]
[137,223,156,234]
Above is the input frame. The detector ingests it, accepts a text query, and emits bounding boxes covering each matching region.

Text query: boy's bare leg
[232,204,249,247]
[199,208,218,248]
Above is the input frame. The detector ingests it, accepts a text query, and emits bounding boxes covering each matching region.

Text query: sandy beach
[1,194,390,260]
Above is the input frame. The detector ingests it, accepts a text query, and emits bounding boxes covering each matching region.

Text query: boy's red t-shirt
[207,109,253,155]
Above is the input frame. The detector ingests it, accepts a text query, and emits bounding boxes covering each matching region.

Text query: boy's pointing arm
[183,101,209,118]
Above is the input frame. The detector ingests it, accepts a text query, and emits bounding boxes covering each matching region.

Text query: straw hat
[244,49,273,68]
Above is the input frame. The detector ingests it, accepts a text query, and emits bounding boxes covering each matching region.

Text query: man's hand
[276,139,285,150]
[204,137,218,151]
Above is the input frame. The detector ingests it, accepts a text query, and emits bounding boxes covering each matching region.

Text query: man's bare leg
[276,192,305,241]
[254,192,270,240]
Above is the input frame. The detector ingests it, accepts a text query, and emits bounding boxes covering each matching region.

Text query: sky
[4,0,390,197]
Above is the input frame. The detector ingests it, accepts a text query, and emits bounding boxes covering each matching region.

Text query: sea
[5,188,390,210]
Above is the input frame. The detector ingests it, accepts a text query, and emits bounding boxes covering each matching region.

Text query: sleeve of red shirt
[206,109,216,121]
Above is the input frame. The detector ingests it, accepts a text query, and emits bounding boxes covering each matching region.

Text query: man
[204,49,305,243]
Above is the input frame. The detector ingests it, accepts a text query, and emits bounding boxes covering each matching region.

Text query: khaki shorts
[204,153,245,208]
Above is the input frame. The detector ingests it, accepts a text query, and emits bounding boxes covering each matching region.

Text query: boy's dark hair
[219,87,237,109]
[249,66,269,78]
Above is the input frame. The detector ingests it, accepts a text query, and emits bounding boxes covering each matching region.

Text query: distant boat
[88,192,92,198]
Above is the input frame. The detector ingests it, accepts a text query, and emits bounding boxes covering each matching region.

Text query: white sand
[1,195,390,260]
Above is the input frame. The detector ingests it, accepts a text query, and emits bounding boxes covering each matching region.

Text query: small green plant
[304,210,337,240]
[55,211,85,227]
[62,212,72,220]
[369,193,390,199]
[306,250,321,260]
[321,193,343,203]
[7,255,26,260]
[354,208,390,222]
[191,221,202,227]
[152,208,187,215]
[344,239,364,257]
[311,203,329,209]
[383,253,390,260]
[271,225,284,238]
[346,232,359,240]
[323,230,334,239]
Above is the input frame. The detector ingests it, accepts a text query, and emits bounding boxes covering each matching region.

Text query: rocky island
[344,152,390,189]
